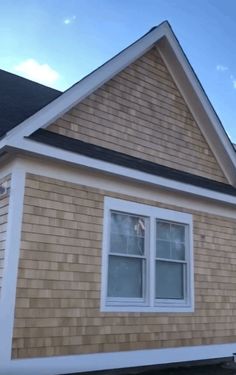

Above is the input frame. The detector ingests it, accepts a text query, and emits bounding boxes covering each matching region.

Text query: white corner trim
[0,161,26,363]
[8,138,236,206]
[0,343,236,375]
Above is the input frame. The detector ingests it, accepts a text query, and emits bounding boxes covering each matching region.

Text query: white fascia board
[158,30,236,185]
[0,24,168,150]
[7,137,236,205]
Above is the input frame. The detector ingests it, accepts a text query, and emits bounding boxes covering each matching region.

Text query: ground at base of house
[137,363,236,375]
[68,362,236,375]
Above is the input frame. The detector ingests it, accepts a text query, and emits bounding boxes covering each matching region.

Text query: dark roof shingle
[29,129,236,196]
[0,69,61,139]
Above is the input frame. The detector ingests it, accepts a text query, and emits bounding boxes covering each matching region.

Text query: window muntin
[102,198,194,312]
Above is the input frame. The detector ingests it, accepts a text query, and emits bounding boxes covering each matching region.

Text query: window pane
[128,216,145,237]
[108,256,144,298]
[111,213,128,235]
[111,212,145,256]
[171,242,185,260]
[111,213,145,235]
[171,224,185,242]
[156,239,171,259]
[110,234,127,254]
[156,221,171,240]
[155,261,184,299]
[128,236,145,256]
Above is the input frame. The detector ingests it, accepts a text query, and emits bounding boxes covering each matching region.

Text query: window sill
[101,304,194,313]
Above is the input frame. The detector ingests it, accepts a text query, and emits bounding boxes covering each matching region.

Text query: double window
[101,197,194,312]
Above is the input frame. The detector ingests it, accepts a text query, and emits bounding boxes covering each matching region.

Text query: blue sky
[1,0,236,141]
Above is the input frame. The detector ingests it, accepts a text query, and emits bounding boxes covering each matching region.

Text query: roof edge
[1,21,235,185]
[29,129,236,197]
[0,22,169,146]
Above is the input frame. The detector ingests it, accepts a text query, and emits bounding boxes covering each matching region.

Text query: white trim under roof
[0,21,235,185]
[6,137,236,205]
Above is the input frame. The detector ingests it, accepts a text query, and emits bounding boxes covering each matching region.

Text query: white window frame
[101,197,194,313]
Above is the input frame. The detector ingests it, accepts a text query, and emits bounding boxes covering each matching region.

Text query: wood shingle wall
[12,173,236,359]
[48,48,227,184]
[0,175,10,297]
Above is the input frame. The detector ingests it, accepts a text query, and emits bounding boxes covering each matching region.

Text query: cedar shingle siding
[48,48,227,183]
[12,174,236,359]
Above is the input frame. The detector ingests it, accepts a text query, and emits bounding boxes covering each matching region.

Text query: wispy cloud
[231,76,236,89]
[216,64,236,90]
[63,15,76,25]
[14,58,59,87]
[216,64,228,72]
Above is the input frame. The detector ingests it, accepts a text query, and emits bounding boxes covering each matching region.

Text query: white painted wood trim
[10,156,236,219]
[0,157,235,374]
[157,38,236,185]
[1,343,236,375]
[0,161,26,363]
[0,22,235,186]
[8,138,236,205]
[163,28,236,167]
[0,24,167,147]
[101,197,194,312]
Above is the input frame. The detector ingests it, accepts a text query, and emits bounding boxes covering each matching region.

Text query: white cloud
[216,64,228,72]
[63,15,76,25]
[14,58,59,86]
[216,66,236,90]
[228,74,236,89]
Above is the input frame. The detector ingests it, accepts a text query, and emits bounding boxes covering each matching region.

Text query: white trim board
[0,157,235,374]
[7,138,236,206]
[157,35,236,185]
[101,197,194,313]
[0,22,235,185]
[0,161,26,363]
[12,156,236,219]
[0,24,167,145]
[1,343,236,375]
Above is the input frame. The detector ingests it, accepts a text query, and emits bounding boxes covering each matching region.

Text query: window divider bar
[149,215,155,307]
[155,258,187,264]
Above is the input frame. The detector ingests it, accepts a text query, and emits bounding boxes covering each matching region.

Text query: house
[1,20,236,375]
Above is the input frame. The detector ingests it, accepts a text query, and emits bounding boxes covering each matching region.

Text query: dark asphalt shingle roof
[0,69,62,139]
[29,128,236,196]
